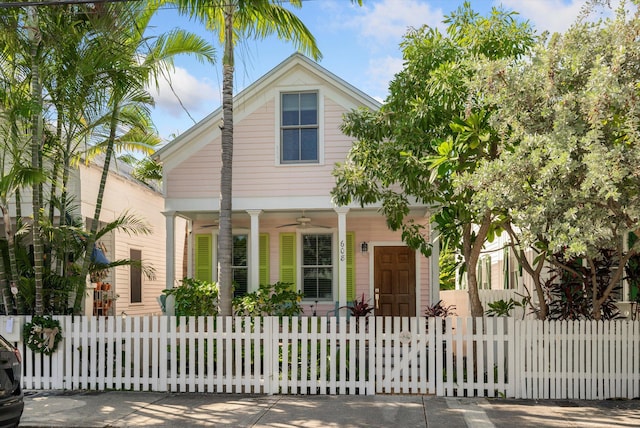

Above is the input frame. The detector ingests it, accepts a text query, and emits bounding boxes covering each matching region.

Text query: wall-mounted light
[361,242,369,254]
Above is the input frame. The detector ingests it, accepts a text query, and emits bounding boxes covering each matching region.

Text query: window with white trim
[302,233,333,300]
[281,92,318,163]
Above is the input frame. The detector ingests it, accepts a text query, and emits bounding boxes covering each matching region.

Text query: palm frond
[95,211,153,240]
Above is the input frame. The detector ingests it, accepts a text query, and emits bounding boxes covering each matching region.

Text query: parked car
[0,334,22,428]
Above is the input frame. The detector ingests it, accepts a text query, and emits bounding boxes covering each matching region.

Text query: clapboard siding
[166,96,358,199]
[79,163,182,316]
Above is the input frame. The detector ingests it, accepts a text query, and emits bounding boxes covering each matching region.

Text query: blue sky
[146,0,608,143]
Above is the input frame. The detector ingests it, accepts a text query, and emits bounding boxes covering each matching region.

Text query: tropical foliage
[465,1,640,319]
[233,281,303,316]
[0,2,214,314]
[163,277,220,317]
[332,2,536,317]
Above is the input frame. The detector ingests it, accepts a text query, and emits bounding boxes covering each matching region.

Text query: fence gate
[374,317,435,394]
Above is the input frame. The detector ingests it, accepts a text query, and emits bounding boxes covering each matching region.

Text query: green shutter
[503,247,509,290]
[194,234,212,282]
[486,255,492,289]
[346,232,355,301]
[259,233,270,286]
[279,233,296,290]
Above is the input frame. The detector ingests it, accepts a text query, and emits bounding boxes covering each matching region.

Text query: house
[442,230,640,318]
[1,156,179,317]
[74,157,184,316]
[154,53,439,316]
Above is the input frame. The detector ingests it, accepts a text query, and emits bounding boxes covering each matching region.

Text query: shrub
[485,298,516,317]
[163,277,219,317]
[424,300,456,318]
[343,293,374,317]
[544,250,621,320]
[232,282,303,316]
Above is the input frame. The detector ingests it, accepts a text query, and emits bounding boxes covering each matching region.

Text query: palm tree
[1,3,215,313]
[25,6,47,315]
[71,1,216,312]
[167,0,342,315]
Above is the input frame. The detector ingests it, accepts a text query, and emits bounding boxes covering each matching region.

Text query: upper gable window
[281,92,318,163]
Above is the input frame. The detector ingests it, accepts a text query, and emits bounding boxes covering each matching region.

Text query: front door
[374,246,416,316]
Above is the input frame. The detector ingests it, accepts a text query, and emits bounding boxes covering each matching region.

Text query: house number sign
[340,239,346,262]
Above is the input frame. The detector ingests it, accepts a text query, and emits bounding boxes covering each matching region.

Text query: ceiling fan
[277,212,330,229]
[199,221,218,229]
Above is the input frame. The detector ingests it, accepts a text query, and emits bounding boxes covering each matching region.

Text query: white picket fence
[14,316,640,399]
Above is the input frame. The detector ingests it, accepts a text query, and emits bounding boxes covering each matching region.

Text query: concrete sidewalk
[20,390,640,427]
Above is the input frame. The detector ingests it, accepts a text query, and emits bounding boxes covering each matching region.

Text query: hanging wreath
[23,316,63,356]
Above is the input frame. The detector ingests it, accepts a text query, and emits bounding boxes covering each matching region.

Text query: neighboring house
[443,230,639,318]
[74,157,184,316]
[154,53,439,316]
[3,156,180,316]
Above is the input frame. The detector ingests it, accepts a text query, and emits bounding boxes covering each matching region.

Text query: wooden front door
[374,246,416,316]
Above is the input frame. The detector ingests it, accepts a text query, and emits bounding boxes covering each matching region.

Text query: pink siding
[167,98,354,199]
[166,143,219,198]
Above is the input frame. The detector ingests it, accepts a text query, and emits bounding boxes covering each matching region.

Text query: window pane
[303,235,316,265]
[130,249,142,304]
[300,93,317,125]
[282,94,299,126]
[232,235,247,266]
[318,269,332,298]
[302,268,332,300]
[281,92,318,164]
[300,129,318,161]
[317,235,332,265]
[230,234,248,297]
[233,268,248,297]
[302,267,317,298]
[282,129,300,161]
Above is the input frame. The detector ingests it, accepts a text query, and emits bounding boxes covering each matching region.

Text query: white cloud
[350,0,445,50]
[365,55,404,101]
[150,66,219,118]
[500,0,615,35]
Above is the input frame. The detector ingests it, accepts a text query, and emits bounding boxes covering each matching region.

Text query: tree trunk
[0,206,16,313]
[463,211,493,318]
[591,250,632,320]
[217,5,235,316]
[74,107,119,313]
[503,223,548,320]
[28,6,44,315]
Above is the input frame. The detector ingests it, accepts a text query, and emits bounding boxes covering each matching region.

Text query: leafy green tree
[72,1,216,312]
[466,2,640,320]
[167,0,334,315]
[332,2,535,317]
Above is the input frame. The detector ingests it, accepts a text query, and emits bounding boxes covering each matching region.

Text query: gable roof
[153,52,381,164]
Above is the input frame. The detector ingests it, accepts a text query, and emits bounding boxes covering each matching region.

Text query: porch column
[247,209,262,292]
[186,221,193,278]
[335,207,349,311]
[430,219,440,306]
[164,211,176,316]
